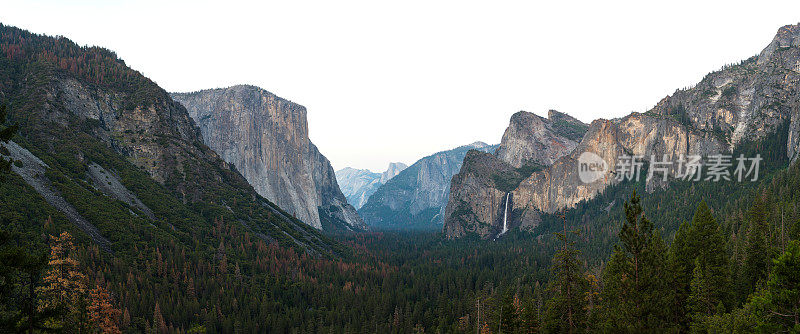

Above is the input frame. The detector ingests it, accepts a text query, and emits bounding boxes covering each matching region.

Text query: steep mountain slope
[0,23,360,332]
[444,110,589,237]
[444,24,800,239]
[0,24,343,252]
[495,110,587,168]
[358,142,496,230]
[335,162,407,209]
[171,86,365,231]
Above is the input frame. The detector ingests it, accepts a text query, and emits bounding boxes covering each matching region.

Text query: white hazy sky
[2,1,799,172]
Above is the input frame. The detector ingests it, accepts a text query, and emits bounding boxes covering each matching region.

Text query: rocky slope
[444,24,800,239]
[0,24,337,254]
[172,86,365,230]
[380,162,408,184]
[336,162,407,209]
[444,111,588,237]
[495,110,586,168]
[359,142,496,230]
[442,149,522,238]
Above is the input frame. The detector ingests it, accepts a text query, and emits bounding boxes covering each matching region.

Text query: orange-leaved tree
[37,232,88,330]
[88,284,122,334]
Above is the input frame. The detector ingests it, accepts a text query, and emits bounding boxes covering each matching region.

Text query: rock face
[444,24,800,239]
[443,150,522,238]
[359,142,496,230]
[336,162,407,209]
[0,23,337,254]
[380,162,408,184]
[54,77,207,189]
[172,86,365,230]
[444,111,588,238]
[510,115,725,215]
[495,110,586,168]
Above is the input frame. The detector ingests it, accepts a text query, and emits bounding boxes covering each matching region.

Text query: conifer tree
[750,240,800,331]
[154,302,167,334]
[543,213,587,333]
[37,231,88,331]
[122,307,131,330]
[497,290,518,334]
[686,202,729,324]
[666,220,694,330]
[599,191,669,330]
[738,196,771,301]
[519,297,540,333]
[0,229,53,332]
[705,240,800,332]
[88,284,122,334]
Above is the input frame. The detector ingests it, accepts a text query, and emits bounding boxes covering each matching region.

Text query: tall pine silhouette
[543,212,587,333]
[600,191,670,331]
[686,202,729,327]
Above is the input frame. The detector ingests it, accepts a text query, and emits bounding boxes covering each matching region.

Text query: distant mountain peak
[380,162,408,184]
[336,162,408,209]
[358,142,497,230]
[460,141,490,150]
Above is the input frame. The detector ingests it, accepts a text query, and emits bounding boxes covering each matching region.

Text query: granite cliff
[443,110,588,237]
[0,24,336,254]
[444,24,800,238]
[172,86,365,230]
[495,110,586,168]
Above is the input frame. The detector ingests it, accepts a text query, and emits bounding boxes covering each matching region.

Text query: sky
[2,1,800,172]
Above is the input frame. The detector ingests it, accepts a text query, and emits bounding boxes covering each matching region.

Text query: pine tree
[498,290,518,334]
[519,297,540,333]
[543,213,587,333]
[705,240,800,332]
[0,229,53,332]
[666,220,694,330]
[154,302,167,334]
[37,231,88,331]
[738,196,771,301]
[749,240,800,331]
[599,191,669,330]
[686,202,729,324]
[122,307,131,330]
[584,272,602,332]
[88,284,122,334]
[688,258,714,317]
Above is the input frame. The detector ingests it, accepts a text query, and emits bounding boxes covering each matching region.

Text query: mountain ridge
[359,141,496,230]
[0,23,340,253]
[171,85,366,231]
[444,23,800,239]
[336,162,407,209]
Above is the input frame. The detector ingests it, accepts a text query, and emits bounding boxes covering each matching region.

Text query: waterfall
[500,193,510,235]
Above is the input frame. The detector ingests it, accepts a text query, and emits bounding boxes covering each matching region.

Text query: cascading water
[500,193,510,235]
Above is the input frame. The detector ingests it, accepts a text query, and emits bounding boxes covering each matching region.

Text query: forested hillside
[2,22,800,333]
[0,24,358,332]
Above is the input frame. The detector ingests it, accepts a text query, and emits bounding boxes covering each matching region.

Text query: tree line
[490,185,800,333]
